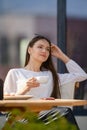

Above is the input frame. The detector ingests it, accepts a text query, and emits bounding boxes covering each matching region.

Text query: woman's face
[28,39,50,63]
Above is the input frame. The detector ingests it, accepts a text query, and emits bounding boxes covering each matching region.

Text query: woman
[4,35,87,129]
[4,35,87,97]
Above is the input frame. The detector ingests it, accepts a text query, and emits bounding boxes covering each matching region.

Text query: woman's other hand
[26,77,40,90]
[16,77,40,95]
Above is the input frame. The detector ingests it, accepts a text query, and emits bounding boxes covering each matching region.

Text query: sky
[0,0,87,19]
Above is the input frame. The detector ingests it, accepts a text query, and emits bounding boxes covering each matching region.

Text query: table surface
[0,99,87,112]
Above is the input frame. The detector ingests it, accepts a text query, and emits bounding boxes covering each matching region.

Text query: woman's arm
[4,70,17,96]
[51,43,87,83]
[4,70,40,96]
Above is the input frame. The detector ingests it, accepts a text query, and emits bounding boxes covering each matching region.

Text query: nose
[42,48,46,52]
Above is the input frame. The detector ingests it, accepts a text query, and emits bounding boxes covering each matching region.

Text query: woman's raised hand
[51,44,64,58]
[51,43,70,63]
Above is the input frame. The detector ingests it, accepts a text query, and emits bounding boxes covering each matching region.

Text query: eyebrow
[38,43,50,47]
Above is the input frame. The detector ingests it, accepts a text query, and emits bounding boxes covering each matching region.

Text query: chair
[0,78,3,100]
[0,78,7,129]
[0,78,3,87]
[60,82,79,99]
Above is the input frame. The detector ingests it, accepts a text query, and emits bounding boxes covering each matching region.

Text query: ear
[28,47,31,54]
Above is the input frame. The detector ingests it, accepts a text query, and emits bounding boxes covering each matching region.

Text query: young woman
[4,35,87,129]
[4,35,87,98]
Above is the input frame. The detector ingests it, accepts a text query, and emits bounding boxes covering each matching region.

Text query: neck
[25,60,41,72]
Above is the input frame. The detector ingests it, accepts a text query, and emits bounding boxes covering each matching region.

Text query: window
[67,0,87,115]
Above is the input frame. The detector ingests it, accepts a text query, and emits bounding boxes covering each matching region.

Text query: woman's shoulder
[7,68,24,74]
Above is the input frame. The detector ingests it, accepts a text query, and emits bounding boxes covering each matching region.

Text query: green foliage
[3,109,77,130]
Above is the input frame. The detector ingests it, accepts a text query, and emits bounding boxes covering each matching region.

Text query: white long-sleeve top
[4,60,87,99]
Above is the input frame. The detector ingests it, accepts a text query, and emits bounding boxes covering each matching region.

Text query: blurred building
[0,0,87,80]
[0,14,57,79]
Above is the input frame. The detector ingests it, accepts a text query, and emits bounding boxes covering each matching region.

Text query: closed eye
[46,47,50,52]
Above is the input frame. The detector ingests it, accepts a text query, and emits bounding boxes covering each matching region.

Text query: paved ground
[0,115,7,129]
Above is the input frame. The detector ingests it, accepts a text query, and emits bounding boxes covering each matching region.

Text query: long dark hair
[24,35,61,98]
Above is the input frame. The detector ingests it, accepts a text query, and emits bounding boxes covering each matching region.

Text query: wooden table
[0,99,87,112]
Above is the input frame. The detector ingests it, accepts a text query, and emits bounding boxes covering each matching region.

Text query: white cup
[36,76,49,84]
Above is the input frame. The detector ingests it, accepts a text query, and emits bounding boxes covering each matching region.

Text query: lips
[40,54,47,58]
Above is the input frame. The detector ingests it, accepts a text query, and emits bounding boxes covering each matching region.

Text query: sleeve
[59,59,87,86]
[4,69,17,95]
